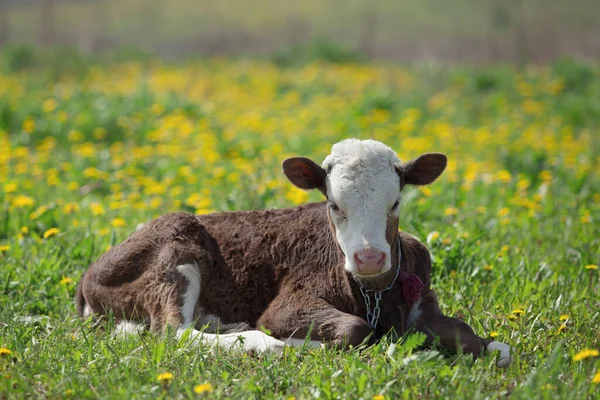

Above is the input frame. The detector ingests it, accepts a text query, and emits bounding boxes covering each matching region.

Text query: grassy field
[0,56,599,398]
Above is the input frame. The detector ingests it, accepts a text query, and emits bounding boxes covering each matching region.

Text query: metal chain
[358,236,402,330]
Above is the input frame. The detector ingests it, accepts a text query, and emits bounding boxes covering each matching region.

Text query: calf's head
[283,139,446,278]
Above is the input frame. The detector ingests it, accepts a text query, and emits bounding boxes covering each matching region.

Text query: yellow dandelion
[512,308,525,316]
[0,347,11,355]
[42,98,57,113]
[444,207,459,216]
[539,170,553,182]
[507,315,517,321]
[559,315,569,321]
[60,277,73,285]
[372,395,385,400]
[11,195,35,208]
[442,238,452,245]
[43,228,60,239]
[584,265,598,270]
[484,265,494,271]
[90,203,105,216]
[556,324,566,335]
[157,372,174,383]
[427,231,440,242]
[4,183,17,194]
[497,208,510,218]
[22,117,35,133]
[490,331,499,339]
[0,245,9,252]
[111,218,126,228]
[573,349,599,362]
[194,383,214,394]
[592,371,600,384]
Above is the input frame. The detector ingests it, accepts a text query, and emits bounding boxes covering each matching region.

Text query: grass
[0,54,599,398]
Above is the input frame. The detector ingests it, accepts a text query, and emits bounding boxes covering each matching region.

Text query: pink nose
[353,248,386,275]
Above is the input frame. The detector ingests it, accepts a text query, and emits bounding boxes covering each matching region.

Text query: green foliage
[273,37,365,67]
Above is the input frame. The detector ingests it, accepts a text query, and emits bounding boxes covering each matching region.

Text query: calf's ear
[395,153,447,186]
[282,157,327,193]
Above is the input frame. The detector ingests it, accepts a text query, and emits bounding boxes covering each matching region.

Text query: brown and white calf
[76,139,511,367]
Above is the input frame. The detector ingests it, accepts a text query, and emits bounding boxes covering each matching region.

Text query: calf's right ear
[282,157,327,193]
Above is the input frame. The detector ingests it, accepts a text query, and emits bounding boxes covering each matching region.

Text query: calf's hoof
[487,341,511,368]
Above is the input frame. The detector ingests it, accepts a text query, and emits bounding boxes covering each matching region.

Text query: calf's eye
[329,202,340,212]
[391,199,400,211]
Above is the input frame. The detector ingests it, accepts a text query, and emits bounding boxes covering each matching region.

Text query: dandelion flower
[559,315,569,321]
[0,348,11,356]
[60,277,73,285]
[573,349,599,362]
[512,308,525,316]
[43,228,60,239]
[444,207,458,216]
[157,372,174,383]
[194,383,213,394]
[111,218,126,228]
[592,371,600,384]
[427,231,440,243]
[484,265,494,271]
[490,331,499,339]
[372,396,385,400]
[0,245,9,252]
[584,265,598,270]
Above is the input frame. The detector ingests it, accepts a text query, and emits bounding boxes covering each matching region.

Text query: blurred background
[1,0,599,63]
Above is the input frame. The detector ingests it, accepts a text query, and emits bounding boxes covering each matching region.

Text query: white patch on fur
[487,341,512,368]
[177,328,285,354]
[114,321,146,337]
[177,263,201,328]
[83,304,93,318]
[282,338,324,348]
[405,299,422,328]
[322,139,401,276]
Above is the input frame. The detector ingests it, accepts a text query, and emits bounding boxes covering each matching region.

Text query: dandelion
[512,308,525,316]
[194,383,214,394]
[556,324,566,335]
[427,231,440,243]
[111,218,126,228]
[497,208,510,218]
[0,348,11,357]
[490,331,499,339]
[559,315,569,321]
[592,371,600,384]
[444,207,459,216]
[157,372,174,384]
[483,265,494,271]
[60,277,73,285]
[573,349,599,362]
[0,245,9,252]
[584,265,598,270]
[90,203,106,216]
[4,183,17,193]
[43,228,60,239]
[22,117,35,133]
[11,195,35,208]
[372,395,385,400]
[42,98,57,113]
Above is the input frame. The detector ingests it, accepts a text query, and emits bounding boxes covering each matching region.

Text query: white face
[282,138,447,280]
[323,140,401,277]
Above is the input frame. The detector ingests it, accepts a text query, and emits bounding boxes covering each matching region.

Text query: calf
[76,139,511,366]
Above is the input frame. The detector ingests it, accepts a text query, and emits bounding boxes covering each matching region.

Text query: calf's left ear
[282,157,327,193]
[395,153,447,186]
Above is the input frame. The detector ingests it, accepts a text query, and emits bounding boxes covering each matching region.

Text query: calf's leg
[409,290,511,367]
[257,292,373,348]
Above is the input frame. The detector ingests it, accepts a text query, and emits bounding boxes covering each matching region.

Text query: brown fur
[78,201,489,356]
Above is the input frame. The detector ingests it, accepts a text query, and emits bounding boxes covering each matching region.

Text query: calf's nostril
[354,253,364,265]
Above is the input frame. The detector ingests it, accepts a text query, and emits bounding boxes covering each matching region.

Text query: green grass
[0,54,599,398]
